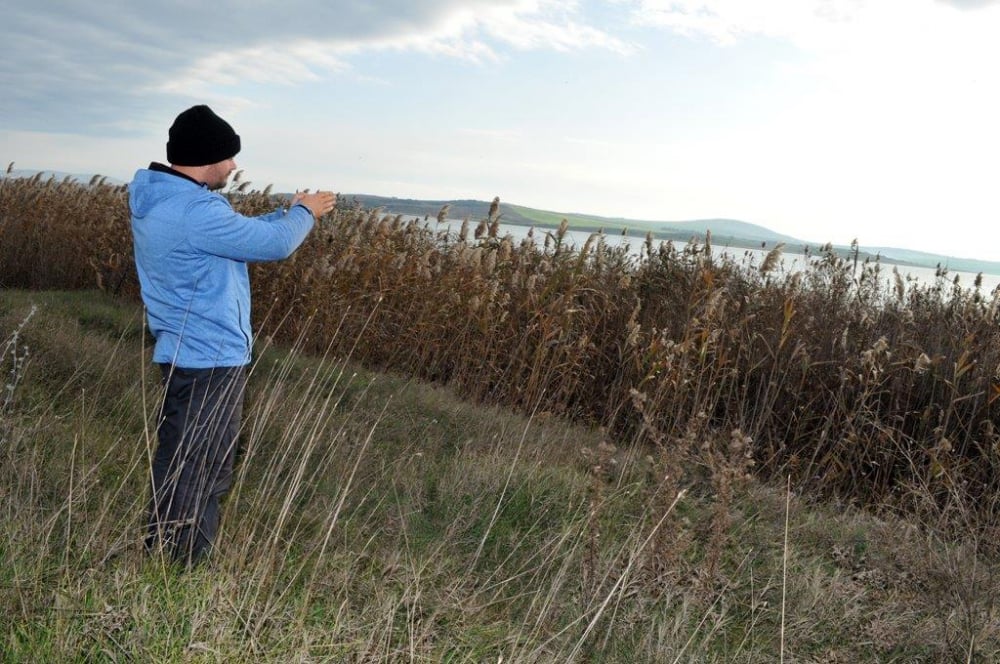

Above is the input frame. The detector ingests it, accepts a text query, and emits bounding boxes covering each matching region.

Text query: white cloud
[624,0,866,48]
[1,0,631,134]
[937,0,1000,9]
[475,1,635,53]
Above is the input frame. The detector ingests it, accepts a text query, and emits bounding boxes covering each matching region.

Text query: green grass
[2,289,999,662]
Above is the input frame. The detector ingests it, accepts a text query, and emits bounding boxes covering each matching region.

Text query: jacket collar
[149,162,206,188]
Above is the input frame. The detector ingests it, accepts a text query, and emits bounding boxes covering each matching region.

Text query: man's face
[207,158,237,191]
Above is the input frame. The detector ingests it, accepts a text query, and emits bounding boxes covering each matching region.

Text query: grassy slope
[2,290,998,662]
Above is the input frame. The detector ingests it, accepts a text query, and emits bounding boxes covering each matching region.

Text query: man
[129,104,336,566]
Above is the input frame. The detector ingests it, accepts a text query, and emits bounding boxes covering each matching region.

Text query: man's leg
[146,364,195,557]
[146,365,246,566]
[184,366,245,562]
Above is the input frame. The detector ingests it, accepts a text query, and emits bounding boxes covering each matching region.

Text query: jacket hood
[129,167,203,218]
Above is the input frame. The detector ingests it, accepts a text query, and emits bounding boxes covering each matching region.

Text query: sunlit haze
[4,0,1000,260]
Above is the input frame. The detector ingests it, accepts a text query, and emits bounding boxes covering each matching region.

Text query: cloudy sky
[4,0,1000,260]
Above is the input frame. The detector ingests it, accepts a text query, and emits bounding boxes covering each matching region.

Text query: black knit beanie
[166,105,241,166]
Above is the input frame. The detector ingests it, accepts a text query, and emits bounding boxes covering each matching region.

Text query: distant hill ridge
[357,196,870,265]
[347,194,1000,277]
[348,194,801,244]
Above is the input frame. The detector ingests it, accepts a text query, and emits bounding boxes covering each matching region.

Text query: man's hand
[291,191,337,218]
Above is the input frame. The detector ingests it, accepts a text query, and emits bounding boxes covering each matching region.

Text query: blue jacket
[129,165,314,368]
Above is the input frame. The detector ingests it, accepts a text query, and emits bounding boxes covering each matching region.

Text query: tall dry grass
[0,167,135,295]
[3,166,1000,541]
[4,289,998,660]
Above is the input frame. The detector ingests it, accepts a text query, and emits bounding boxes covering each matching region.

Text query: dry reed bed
[3,170,999,537]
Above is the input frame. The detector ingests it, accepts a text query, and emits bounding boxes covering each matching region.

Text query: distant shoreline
[420,216,1000,292]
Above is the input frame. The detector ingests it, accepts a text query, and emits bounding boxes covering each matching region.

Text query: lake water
[417,218,1000,295]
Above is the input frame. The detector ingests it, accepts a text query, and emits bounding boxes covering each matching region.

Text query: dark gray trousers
[146,364,246,566]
